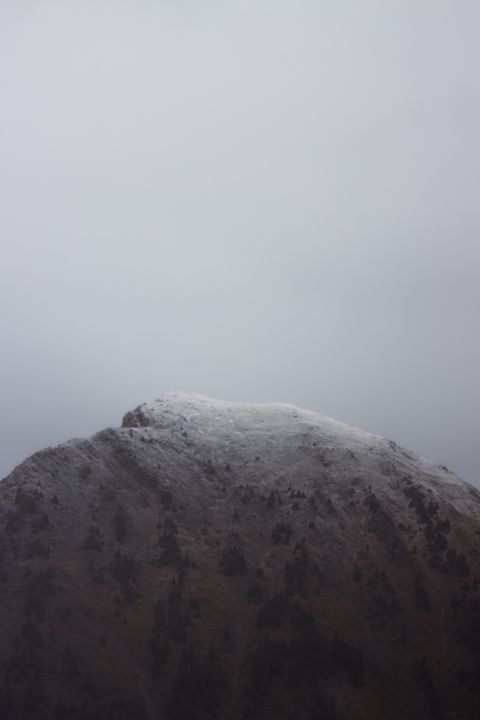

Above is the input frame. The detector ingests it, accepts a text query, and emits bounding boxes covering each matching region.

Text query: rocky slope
[0,393,480,720]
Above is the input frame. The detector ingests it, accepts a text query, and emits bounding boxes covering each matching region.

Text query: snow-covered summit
[120,392,466,495]
[121,392,393,466]
[123,392,373,440]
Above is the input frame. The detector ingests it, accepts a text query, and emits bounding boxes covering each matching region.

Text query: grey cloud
[0,0,479,484]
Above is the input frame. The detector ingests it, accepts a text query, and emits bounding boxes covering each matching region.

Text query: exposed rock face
[0,393,480,720]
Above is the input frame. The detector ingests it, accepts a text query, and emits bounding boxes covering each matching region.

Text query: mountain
[0,393,479,720]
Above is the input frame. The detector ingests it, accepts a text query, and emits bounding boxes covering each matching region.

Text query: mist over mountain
[1,2,480,490]
[1,393,480,719]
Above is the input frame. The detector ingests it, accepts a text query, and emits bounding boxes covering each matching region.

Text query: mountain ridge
[0,394,479,719]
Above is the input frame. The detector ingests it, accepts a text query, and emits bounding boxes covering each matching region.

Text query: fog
[1,1,479,484]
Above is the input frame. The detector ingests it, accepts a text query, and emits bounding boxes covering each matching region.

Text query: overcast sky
[1,1,479,485]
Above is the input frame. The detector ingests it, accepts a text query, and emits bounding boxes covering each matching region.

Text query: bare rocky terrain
[1,393,480,719]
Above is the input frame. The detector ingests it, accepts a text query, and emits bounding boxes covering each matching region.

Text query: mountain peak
[0,396,478,719]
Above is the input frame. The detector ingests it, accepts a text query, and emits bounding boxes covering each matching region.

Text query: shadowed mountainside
[1,393,480,719]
